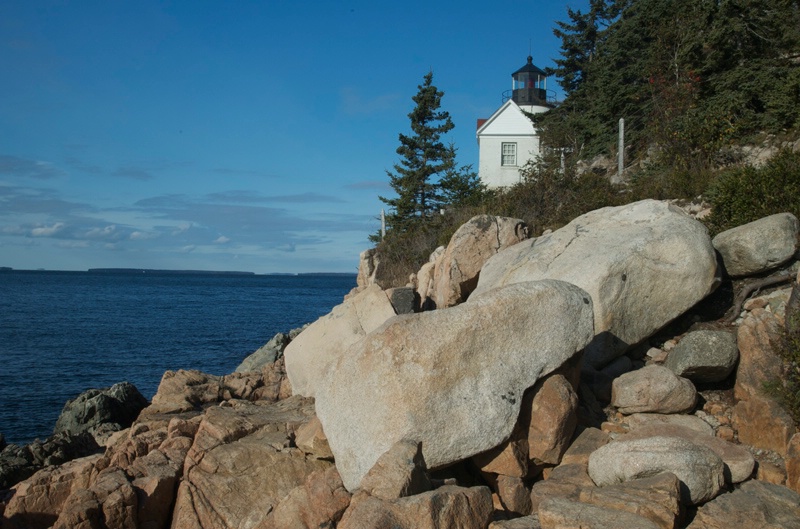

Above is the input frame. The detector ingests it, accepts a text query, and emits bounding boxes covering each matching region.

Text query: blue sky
[1,1,587,274]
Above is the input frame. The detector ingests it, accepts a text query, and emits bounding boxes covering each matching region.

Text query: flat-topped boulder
[315,280,595,491]
[712,212,799,277]
[611,365,697,415]
[473,200,718,368]
[588,435,725,505]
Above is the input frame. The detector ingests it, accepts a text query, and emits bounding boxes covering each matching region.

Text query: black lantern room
[509,56,550,107]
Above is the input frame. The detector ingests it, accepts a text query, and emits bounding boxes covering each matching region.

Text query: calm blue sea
[0,270,356,446]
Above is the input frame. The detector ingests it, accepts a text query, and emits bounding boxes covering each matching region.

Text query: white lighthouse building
[477,57,555,188]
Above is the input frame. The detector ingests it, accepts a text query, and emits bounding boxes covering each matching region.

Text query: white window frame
[501,142,517,166]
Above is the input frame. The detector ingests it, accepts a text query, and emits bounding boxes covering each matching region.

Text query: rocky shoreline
[2,199,800,528]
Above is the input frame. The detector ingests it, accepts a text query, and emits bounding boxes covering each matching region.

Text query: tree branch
[724,270,795,324]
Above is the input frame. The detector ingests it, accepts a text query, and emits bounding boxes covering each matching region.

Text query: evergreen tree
[380,72,454,233]
[540,0,800,164]
[438,143,487,208]
[550,0,622,94]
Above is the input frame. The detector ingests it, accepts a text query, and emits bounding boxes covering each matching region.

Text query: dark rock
[386,287,417,314]
[0,432,100,490]
[0,444,35,490]
[53,382,148,438]
[664,330,738,384]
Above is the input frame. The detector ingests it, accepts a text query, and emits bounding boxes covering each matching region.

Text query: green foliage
[369,204,491,288]
[483,152,622,235]
[438,144,490,209]
[765,285,800,426]
[783,287,800,425]
[374,72,491,280]
[628,165,717,202]
[550,0,622,93]
[540,0,800,167]
[380,72,455,233]
[704,149,800,235]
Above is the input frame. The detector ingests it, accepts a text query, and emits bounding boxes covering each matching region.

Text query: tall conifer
[380,72,454,233]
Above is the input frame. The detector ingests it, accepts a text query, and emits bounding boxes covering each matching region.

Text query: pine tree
[550,0,622,94]
[438,143,487,208]
[380,72,454,233]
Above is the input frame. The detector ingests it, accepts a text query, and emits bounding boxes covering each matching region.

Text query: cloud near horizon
[0,184,373,267]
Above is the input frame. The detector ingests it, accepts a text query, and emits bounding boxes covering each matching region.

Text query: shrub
[766,284,800,426]
[704,149,800,235]
[628,165,717,203]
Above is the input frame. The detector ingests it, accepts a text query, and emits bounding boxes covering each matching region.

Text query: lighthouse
[476,57,555,189]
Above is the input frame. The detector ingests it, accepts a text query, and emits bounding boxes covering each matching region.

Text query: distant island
[1,267,356,276]
[88,268,256,275]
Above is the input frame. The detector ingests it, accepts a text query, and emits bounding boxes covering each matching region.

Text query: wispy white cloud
[213,235,230,244]
[31,222,65,237]
[85,225,120,240]
[130,231,158,240]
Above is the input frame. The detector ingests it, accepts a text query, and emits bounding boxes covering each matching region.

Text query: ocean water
[0,270,356,445]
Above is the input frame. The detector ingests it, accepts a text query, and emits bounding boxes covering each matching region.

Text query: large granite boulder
[53,382,148,438]
[664,329,738,384]
[430,215,528,308]
[712,212,799,277]
[472,200,718,368]
[588,436,725,505]
[285,284,396,397]
[315,280,595,491]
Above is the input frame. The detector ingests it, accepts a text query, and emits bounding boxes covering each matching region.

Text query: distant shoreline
[0,267,356,277]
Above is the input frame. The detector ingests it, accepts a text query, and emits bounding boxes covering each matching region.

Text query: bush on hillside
[371,205,491,288]
[704,149,800,235]
[628,165,717,202]
[487,158,622,235]
[766,284,800,426]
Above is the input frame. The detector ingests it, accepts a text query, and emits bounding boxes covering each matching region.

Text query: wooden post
[618,118,625,180]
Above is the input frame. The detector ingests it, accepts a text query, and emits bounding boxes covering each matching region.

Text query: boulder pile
[2,199,800,529]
